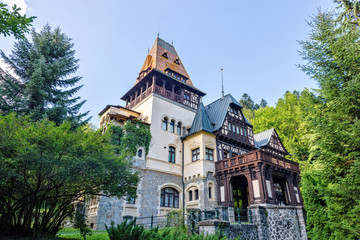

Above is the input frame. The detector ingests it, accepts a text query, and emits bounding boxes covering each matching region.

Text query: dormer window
[162,51,168,58]
[174,58,180,65]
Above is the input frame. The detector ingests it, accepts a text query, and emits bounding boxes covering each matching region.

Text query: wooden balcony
[215,149,300,174]
[127,84,198,110]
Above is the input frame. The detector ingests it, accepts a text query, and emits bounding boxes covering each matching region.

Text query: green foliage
[296,4,360,239]
[252,89,317,164]
[0,114,139,237]
[106,219,227,240]
[239,93,268,123]
[105,219,154,240]
[0,24,89,128]
[0,3,35,39]
[108,121,151,157]
[74,203,92,240]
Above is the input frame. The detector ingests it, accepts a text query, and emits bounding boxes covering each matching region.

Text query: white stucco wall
[133,93,196,175]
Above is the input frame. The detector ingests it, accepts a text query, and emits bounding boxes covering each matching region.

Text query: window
[188,190,193,201]
[160,187,179,208]
[126,193,136,204]
[205,148,214,161]
[170,120,175,133]
[232,124,236,132]
[240,127,243,135]
[244,128,247,136]
[208,187,212,199]
[194,189,199,200]
[176,122,182,135]
[224,151,228,159]
[236,126,240,134]
[162,118,168,131]
[168,146,175,163]
[228,122,232,131]
[192,148,200,161]
[137,149,142,158]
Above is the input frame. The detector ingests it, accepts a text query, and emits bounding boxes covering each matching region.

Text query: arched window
[137,149,142,158]
[169,120,175,133]
[168,146,175,163]
[162,117,168,131]
[160,187,179,208]
[176,122,182,135]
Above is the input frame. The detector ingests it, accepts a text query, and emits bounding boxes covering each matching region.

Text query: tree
[239,93,255,110]
[298,6,360,239]
[0,24,89,127]
[0,114,150,237]
[259,99,267,108]
[0,3,35,39]
[252,89,316,164]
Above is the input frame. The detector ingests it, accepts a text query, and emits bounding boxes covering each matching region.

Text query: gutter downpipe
[181,139,185,222]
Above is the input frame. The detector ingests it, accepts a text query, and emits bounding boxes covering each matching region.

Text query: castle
[89,37,307,239]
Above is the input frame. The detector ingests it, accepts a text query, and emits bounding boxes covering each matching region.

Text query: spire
[221,68,224,98]
[136,37,194,86]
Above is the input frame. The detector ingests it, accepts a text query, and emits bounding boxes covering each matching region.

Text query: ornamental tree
[0,114,150,238]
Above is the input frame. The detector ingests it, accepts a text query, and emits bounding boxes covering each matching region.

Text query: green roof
[188,102,213,135]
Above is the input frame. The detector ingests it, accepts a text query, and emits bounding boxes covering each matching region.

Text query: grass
[57,227,109,240]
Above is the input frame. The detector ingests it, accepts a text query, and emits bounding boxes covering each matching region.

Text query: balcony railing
[127,84,198,110]
[215,149,299,172]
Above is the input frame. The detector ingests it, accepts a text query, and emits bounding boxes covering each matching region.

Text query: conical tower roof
[189,102,214,135]
[136,37,194,86]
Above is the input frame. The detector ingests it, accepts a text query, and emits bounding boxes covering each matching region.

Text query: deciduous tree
[0,114,150,238]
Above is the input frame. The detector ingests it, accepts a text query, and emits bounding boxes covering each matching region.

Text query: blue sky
[0,0,335,127]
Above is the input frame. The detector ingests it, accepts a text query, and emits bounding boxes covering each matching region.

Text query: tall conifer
[0,24,89,127]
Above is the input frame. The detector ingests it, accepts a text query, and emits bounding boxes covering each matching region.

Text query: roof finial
[157,32,159,38]
[171,34,173,45]
[148,48,149,55]
[221,68,224,98]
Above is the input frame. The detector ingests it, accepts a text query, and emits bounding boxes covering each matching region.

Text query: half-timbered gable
[254,128,288,157]
[203,94,255,160]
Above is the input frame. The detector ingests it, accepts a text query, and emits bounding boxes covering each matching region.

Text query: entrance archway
[231,175,249,222]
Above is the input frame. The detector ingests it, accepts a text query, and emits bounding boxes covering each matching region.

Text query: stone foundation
[249,204,307,240]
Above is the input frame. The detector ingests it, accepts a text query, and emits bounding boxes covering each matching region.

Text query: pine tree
[0,24,89,127]
[299,7,360,239]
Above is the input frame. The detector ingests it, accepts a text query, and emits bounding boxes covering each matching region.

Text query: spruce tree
[0,24,89,127]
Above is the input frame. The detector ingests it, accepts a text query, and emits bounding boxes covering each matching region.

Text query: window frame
[176,122,182,135]
[192,148,200,161]
[168,146,176,163]
[194,189,199,200]
[169,120,175,133]
[205,147,214,161]
[160,187,179,208]
[162,118,168,131]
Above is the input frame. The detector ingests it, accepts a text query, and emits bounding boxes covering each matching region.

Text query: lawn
[57,227,109,240]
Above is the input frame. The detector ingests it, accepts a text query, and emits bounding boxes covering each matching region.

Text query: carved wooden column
[180,88,184,104]
[244,168,255,205]
[171,84,175,100]
[152,76,156,92]
[286,173,297,206]
[267,167,276,204]
[162,80,166,94]
[258,162,267,204]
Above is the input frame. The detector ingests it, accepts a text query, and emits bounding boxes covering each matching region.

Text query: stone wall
[249,204,307,240]
[226,224,258,240]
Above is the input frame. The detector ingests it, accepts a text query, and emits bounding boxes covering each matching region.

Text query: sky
[0,0,336,127]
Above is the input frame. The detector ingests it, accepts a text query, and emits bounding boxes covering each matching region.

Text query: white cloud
[3,0,29,15]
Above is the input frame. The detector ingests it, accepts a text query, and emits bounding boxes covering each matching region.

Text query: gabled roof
[254,128,274,148]
[204,94,251,132]
[188,102,213,135]
[136,37,194,86]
